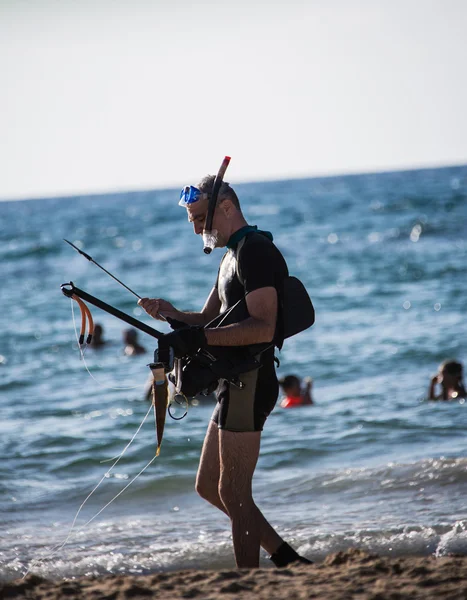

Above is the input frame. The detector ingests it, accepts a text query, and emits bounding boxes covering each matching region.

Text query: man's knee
[195,477,209,500]
[195,473,218,503]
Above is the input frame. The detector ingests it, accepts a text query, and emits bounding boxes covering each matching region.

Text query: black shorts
[211,354,278,432]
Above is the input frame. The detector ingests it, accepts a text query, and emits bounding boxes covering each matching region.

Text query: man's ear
[219,198,234,218]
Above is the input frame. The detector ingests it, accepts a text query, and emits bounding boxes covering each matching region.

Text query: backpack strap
[234,234,285,350]
[235,236,247,286]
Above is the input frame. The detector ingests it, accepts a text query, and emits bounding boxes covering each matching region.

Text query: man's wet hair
[197,175,240,209]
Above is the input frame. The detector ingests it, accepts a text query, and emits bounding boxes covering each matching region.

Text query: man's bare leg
[218,429,282,568]
[196,422,283,559]
[195,421,228,513]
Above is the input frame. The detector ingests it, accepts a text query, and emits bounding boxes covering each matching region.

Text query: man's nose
[193,222,203,235]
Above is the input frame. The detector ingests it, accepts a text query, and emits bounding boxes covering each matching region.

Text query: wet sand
[3,549,467,599]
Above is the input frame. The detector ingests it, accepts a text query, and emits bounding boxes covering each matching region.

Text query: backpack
[234,235,315,346]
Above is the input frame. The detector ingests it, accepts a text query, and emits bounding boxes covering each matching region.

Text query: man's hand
[138,297,180,321]
[163,326,207,358]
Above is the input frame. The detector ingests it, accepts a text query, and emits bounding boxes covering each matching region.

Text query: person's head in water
[430,359,466,400]
[123,328,137,345]
[90,323,105,348]
[181,177,247,248]
[439,360,464,388]
[279,375,301,398]
[123,328,146,356]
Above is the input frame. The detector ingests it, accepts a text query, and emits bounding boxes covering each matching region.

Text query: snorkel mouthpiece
[202,230,219,253]
[203,156,231,254]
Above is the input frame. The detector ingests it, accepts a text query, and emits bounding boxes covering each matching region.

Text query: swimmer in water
[279,374,314,408]
[428,360,466,401]
[123,328,147,356]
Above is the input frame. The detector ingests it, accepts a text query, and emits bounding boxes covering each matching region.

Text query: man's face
[186,198,229,246]
[187,198,209,236]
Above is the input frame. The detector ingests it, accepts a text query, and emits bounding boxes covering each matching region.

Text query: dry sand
[2,549,467,600]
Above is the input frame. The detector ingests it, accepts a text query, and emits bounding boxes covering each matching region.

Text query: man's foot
[269,541,313,567]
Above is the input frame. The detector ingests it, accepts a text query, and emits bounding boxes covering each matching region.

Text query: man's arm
[428,374,439,400]
[302,378,314,405]
[205,286,277,346]
[138,286,221,326]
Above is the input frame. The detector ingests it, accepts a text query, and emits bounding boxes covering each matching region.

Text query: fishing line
[81,452,158,528]
[22,402,154,579]
[59,404,153,544]
[71,300,145,390]
[23,281,168,576]
[78,387,164,530]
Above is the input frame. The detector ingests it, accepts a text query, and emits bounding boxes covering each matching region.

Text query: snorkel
[203,156,231,254]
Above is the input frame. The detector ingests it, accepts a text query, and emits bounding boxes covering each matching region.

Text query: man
[138,176,310,568]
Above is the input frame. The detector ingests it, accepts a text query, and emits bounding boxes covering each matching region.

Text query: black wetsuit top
[211,231,289,431]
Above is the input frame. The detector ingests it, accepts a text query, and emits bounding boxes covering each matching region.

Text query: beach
[2,1,467,595]
[3,549,467,599]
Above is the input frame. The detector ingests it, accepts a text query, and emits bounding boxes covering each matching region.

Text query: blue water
[1,165,466,582]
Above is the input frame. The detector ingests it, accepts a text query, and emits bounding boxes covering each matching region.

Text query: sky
[1,0,467,200]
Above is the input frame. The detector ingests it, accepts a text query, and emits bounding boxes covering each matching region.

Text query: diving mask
[178,185,207,206]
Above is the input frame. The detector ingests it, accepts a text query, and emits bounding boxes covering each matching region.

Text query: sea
[1,165,466,582]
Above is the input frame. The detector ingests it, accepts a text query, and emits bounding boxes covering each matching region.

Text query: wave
[301,521,467,561]
[2,520,466,582]
[267,457,467,498]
